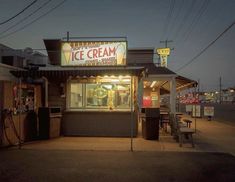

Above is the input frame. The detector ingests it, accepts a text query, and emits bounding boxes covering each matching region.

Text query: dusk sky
[0,0,235,91]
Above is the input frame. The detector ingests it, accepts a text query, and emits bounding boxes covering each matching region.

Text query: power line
[0,0,68,40]
[183,0,211,42]
[0,0,38,26]
[175,19,235,73]
[167,0,185,39]
[162,0,176,40]
[0,0,53,36]
[173,0,196,42]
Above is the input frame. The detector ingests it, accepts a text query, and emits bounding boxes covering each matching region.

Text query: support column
[170,77,176,114]
[42,77,48,107]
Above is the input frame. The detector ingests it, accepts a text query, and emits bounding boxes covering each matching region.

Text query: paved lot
[1,114,235,181]
[183,115,235,156]
[1,150,235,182]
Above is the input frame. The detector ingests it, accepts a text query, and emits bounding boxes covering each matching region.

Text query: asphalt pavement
[1,114,235,181]
[1,150,235,182]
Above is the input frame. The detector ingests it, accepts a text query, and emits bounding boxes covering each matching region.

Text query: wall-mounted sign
[143,96,152,107]
[61,41,127,66]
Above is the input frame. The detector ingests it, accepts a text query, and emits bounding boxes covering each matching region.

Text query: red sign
[143,96,152,107]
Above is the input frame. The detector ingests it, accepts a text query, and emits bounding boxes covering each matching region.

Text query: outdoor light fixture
[150,81,157,88]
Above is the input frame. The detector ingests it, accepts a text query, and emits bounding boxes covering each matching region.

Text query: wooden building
[8,39,196,138]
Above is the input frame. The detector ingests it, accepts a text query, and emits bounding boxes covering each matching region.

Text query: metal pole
[67,31,70,42]
[219,76,222,104]
[130,77,134,152]
[18,77,22,149]
[194,85,197,133]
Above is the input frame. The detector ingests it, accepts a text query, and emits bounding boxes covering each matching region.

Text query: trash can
[38,107,62,140]
[142,108,160,140]
[24,111,38,141]
[38,107,50,139]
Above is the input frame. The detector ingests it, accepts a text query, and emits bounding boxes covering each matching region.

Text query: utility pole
[197,79,200,93]
[219,76,222,104]
[160,40,173,48]
[66,31,70,41]
[197,79,200,103]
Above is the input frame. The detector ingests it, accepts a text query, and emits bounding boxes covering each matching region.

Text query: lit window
[70,83,83,108]
[68,76,131,111]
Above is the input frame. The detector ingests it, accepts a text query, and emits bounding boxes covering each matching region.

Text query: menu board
[204,106,214,116]
[192,105,201,117]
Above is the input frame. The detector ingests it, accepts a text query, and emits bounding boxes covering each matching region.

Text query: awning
[10,66,145,78]
[176,75,197,91]
[143,75,197,94]
[160,76,197,93]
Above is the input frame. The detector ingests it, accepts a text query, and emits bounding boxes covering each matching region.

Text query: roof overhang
[10,66,145,79]
[143,75,197,94]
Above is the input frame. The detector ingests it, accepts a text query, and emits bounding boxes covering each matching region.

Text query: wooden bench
[169,115,195,147]
[178,127,195,147]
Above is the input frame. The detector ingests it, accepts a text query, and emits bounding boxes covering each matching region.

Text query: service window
[67,76,132,111]
[70,83,83,108]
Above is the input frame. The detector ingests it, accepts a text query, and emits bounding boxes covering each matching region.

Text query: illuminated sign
[61,41,127,66]
[157,48,170,55]
[160,55,168,67]
[157,48,170,67]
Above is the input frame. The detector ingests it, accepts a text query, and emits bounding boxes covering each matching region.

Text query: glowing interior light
[150,81,157,88]
[122,79,131,82]
[111,79,120,82]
